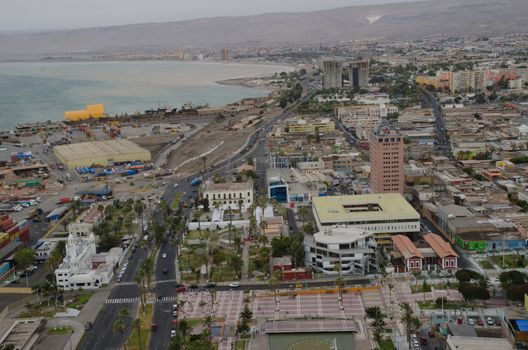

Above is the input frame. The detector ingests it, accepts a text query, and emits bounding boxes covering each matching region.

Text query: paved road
[77,246,145,350]
[421,89,453,160]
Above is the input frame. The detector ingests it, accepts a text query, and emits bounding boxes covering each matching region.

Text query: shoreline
[0,60,294,132]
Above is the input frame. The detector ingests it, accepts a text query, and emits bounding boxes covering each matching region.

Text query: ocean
[0,61,292,130]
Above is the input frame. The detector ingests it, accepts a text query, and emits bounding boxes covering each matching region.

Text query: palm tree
[298,207,308,229]
[113,308,130,349]
[142,256,154,291]
[70,199,82,218]
[134,200,145,234]
[202,316,213,347]
[201,155,207,173]
[134,271,146,313]
[193,209,204,237]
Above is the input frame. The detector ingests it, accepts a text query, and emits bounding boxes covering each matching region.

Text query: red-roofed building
[391,235,424,272]
[423,233,458,271]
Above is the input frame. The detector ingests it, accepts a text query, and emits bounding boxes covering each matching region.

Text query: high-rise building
[220,48,230,61]
[322,59,343,89]
[369,125,404,195]
[349,60,369,88]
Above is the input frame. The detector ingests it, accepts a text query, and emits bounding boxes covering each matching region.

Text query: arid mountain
[1,0,527,60]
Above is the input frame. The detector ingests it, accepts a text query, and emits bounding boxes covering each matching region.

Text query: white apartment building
[312,194,421,245]
[304,226,377,275]
[203,181,254,210]
[55,233,122,290]
[336,104,398,140]
[68,205,103,237]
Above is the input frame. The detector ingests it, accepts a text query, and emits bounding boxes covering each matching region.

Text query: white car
[229,282,240,288]
[170,329,176,338]
[487,317,494,326]
[173,183,179,188]
[162,253,167,258]
[468,318,475,325]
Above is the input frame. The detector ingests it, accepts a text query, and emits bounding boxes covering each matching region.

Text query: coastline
[0,60,292,132]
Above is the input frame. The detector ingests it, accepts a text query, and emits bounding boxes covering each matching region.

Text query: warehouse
[54,139,151,169]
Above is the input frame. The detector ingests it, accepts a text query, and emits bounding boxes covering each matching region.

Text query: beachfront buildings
[312,193,420,245]
[202,181,254,210]
[369,125,405,195]
[304,226,377,275]
[55,233,122,291]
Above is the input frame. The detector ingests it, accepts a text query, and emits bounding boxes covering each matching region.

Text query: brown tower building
[369,125,404,195]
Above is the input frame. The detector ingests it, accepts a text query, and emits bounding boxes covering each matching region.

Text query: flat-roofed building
[322,59,343,89]
[369,125,405,195]
[312,193,420,245]
[304,226,377,275]
[445,335,513,350]
[203,181,253,210]
[54,139,151,169]
[287,118,335,133]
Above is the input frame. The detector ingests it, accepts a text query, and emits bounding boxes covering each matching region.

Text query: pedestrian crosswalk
[105,295,180,305]
[105,297,139,304]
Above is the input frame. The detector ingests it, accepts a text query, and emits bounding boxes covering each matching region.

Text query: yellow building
[65,104,105,121]
[54,139,151,169]
[288,118,335,133]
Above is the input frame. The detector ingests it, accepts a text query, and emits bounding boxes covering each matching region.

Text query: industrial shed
[54,139,151,169]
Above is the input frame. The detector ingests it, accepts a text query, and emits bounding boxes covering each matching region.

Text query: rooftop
[204,181,253,192]
[445,335,513,350]
[392,234,424,260]
[54,139,150,161]
[312,193,420,224]
[423,233,458,258]
[314,226,373,245]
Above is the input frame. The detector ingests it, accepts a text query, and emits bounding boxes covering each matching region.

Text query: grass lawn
[417,300,460,310]
[210,265,238,282]
[235,339,247,350]
[48,326,72,335]
[66,293,92,310]
[378,339,395,350]
[17,309,54,318]
[127,304,153,350]
[491,254,526,268]
[480,260,494,269]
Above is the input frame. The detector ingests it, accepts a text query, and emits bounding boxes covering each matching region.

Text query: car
[204,283,216,289]
[151,323,158,332]
[173,303,178,310]
[162,253,167,258]
[116,277,121,282]
[174,283,185,289]
[468,318,475,325]
[229,282,240,288]
[176,286,187,293]
[170,329,176,338]
[84,322,93,331]
[412,339,419,348]
[173,310,178,317]
[477,318,484,326]
[188,284,199,290]
[410,333,417,341]
[487,317,494,326]
[163,268,168,274]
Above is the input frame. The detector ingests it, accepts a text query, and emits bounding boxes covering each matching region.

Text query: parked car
[468,318,475,325]
[204,283,216,289]
[229,282,240,288]
[151,323,158,332]
[84,322,93,331]
[162,268,168,274]
[477,318,484,326]
[170,329,176,338]
[162,253,167,258]
[176,286,187,293]
[174,283,185,289]
[487,317,495,326]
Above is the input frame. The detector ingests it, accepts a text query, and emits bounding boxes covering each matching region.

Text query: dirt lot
[168,106,280,176]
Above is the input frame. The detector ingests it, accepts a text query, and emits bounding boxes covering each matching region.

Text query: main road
[148,80,315,349]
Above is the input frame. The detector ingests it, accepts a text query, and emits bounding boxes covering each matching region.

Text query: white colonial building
[304,226,378,275]
[55,233,122,290]
[203,181,254,210]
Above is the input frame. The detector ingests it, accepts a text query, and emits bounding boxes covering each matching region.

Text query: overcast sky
[0,0,414,32]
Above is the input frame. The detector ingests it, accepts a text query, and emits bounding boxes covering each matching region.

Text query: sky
[0,0,414,32]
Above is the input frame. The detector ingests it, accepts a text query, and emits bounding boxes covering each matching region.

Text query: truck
[190,178,202,186]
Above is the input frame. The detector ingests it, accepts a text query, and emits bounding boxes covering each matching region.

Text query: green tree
[15,248,36,287]
[400,303,420,344]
